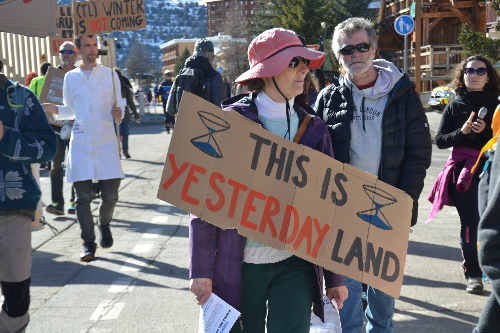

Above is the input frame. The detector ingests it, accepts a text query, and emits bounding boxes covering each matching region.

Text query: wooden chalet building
[378,0,490,93]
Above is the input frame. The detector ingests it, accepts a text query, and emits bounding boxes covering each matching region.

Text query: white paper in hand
[198,293,241,333]
[310,296,342,333]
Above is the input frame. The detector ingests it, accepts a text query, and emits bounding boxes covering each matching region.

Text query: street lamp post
[320,22,327,70]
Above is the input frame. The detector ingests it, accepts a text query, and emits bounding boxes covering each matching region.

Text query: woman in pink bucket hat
[189,28,348,332]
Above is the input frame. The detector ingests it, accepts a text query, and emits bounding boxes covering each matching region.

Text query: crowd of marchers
[0,16,499,333]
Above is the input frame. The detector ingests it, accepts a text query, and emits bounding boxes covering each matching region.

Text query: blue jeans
[339,277,395,333]
[119,122,129,151]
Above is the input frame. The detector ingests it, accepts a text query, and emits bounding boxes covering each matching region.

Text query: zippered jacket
[314,74,432,226]
[0,74,57,216]
[189,93,345,323]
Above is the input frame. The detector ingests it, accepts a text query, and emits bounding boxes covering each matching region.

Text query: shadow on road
[407,240,462,262]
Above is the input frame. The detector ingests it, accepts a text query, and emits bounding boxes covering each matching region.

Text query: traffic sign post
[394,15,414,75]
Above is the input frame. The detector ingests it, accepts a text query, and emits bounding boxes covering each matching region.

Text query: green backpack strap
[6,82,26,129]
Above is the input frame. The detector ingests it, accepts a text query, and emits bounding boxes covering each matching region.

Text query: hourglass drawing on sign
[190,111,230,158]
[356,185,397,230]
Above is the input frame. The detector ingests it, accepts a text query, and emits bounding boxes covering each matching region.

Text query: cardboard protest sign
[38,67,69,127]
[49,5,74,57]
[0,0,57,37]
[157,92,413,298]
[73,0,146,36]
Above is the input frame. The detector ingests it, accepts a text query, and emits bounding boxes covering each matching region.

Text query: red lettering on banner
[259,196,279,237]
[101,17,109,30]
[227,179,248,218]
[181,164,207,206]
[293,216,313,255]
[240,190,266,230]
[161,154,189,190]
[279,205,299,243]
[206,172,226,212]
[311,219,330,259]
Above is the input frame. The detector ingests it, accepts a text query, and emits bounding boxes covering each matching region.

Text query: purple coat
[189,93,345,322]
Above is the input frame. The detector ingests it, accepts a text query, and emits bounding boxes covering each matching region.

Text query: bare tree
[221,0,249,82]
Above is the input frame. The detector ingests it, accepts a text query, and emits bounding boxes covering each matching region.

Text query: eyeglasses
[289,57,310,68]
[59,49,75,54]
[339,43,371,56]
[464,67,487,76]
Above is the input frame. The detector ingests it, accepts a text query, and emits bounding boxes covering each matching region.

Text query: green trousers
[230,255,316,333]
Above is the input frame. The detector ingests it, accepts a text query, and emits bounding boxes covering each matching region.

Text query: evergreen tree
[251,0,371,45]
[333,0,371,24]
[458,24,500,64]
[174,47,191,74]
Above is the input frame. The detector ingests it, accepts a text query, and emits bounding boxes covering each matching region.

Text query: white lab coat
[56,62,125,183]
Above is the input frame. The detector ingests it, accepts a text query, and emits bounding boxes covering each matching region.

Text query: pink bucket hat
[236,28,325,84]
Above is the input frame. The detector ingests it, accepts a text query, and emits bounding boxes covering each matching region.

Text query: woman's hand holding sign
[326,286,348,309]
[190,278,212,305]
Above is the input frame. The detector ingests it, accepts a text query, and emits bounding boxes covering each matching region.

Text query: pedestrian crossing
[28,198,196,333]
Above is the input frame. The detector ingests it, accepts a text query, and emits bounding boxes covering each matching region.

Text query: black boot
[123,150,131,159]
[80,243,97,261]
[99,225,114,249]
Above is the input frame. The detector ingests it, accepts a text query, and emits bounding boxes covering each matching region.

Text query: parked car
[429,84,455,113]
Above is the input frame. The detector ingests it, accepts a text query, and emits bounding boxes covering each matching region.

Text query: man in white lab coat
[43,35,125,261]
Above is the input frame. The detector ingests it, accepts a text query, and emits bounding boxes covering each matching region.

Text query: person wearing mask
[429,55,500,294]
[189,28,348,333]
[114,67,140,159]
[29,62,51,98]
[46,41,78,216]
[0,59,58,333]
[314,17,432,333]
[42,35,125,262]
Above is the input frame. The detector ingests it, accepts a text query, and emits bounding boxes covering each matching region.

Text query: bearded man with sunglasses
[314,17,432,333]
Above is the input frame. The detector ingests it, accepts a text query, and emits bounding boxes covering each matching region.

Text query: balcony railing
[392,44,463,80]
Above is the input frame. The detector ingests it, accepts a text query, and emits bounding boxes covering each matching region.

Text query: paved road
[24,110,490,332]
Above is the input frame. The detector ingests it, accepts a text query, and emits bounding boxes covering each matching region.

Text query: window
[251,20,253,24]
[251,10,253,14]
[245,10,247,14]
[251,1,253,3]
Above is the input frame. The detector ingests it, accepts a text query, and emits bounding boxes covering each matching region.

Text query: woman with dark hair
[189,28,347,333]
[114,68,140,159]
[429,55,500,294]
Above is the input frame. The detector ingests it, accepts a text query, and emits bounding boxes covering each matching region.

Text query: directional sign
[394,15,414,36]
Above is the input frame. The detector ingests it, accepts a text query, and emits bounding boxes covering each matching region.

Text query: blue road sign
[216,66,223,73]
[394,15,414,35]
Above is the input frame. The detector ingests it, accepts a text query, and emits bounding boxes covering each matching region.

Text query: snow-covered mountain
[61,0,207,70]
[113,0,207,69]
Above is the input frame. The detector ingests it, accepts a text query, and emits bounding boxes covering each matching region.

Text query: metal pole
[404,34,408,75]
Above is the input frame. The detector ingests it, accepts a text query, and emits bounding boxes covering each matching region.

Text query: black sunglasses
[339,43,371,56]
[289,56,310,68]
[464,67,487,76]
[59,49,75,54]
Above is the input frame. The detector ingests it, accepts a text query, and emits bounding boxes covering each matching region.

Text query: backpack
[171,67,218,114]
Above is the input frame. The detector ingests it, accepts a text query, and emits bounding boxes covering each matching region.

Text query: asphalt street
[24,106,491,332]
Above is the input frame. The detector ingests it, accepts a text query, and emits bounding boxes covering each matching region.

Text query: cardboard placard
[73,0,146,36]
[157,92,413,299]
[38,67,69,127]
[49,5,75,57]
[0,0,57,38]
